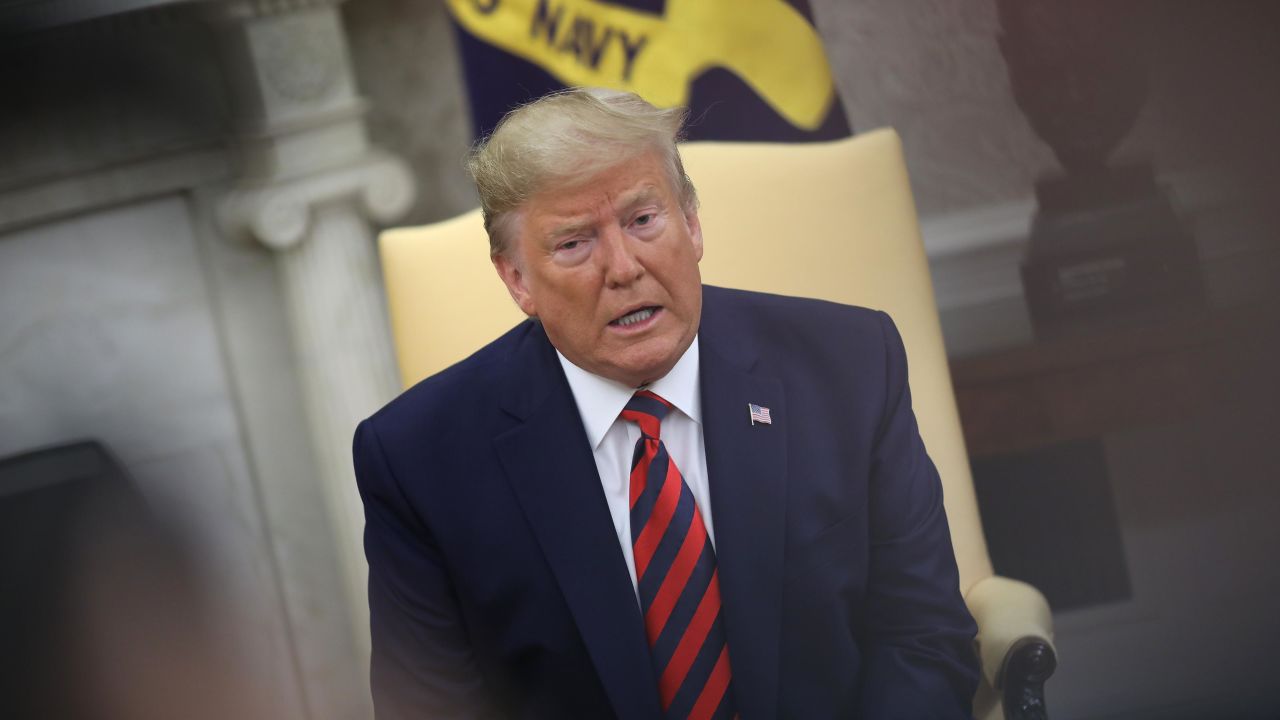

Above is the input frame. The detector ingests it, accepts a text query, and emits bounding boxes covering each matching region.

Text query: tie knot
[621,390,672,439]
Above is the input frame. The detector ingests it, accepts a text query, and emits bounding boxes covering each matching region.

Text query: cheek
[547,286,599,330]
[670,253,703,297]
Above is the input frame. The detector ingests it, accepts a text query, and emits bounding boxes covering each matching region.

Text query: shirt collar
[557,335,702,450]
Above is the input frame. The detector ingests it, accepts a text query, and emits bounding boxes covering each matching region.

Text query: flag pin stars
[748,403,772,426]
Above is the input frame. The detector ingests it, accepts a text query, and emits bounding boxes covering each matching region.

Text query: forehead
[524,152,675,224]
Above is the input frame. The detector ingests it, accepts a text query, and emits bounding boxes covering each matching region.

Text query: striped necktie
[622,390,736,720]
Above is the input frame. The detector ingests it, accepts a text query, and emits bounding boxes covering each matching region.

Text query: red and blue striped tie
[622,390,736,720]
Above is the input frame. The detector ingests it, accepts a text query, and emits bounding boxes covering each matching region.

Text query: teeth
[615,307,655,326]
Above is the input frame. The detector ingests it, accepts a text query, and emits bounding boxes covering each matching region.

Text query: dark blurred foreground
[0,442,273,720]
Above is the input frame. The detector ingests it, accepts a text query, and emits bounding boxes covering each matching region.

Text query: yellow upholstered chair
[378,129,1056,720]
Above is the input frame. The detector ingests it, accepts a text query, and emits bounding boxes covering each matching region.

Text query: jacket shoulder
[699,285,903,402]
[702,285,890,342]
[359,319,536,444]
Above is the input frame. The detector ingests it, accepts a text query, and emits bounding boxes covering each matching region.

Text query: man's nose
[599,226,644,287]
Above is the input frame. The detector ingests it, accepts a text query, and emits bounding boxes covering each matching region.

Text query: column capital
[218,151,415,250]
[211,0,416,249]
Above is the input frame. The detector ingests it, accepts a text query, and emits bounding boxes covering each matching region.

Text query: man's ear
[492,251,537,317]
[685,207,704,262]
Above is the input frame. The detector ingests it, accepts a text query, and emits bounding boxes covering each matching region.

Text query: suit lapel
[493,324,662,720]
[700,318,788,719]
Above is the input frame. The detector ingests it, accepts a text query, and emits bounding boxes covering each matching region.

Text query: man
[353,89,979,719]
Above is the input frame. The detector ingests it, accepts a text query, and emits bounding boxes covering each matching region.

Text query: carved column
[213,0,414,672]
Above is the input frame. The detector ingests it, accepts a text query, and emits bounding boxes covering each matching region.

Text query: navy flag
[446,0,851,141]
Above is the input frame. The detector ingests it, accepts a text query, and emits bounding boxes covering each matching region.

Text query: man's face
[493,150,704,388]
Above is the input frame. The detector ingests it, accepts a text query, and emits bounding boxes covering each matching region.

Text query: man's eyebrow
[546,217,593,239]
[619,185,662,212]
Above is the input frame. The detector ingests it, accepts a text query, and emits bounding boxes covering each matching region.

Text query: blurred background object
[998,0,1204,336]
[0,442,275,720]
[2,1,1278,719]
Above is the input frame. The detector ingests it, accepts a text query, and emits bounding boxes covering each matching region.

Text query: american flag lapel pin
[748,403,772,426]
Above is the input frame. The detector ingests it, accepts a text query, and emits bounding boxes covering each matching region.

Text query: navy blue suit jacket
[354,286,979,719]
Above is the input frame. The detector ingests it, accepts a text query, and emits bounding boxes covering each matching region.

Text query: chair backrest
[378,129,994,591]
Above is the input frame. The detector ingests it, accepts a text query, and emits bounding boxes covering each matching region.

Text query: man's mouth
[609,306,661,328]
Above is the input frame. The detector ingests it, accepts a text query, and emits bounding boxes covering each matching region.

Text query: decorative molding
[921,198,1035,259]
[256,9,343,102]
[229,98,367,141]
[218,151,414,250]
[0,146,229,234]
[921,200,1033,311]
[213,0,371,181]
[215,0,343,23]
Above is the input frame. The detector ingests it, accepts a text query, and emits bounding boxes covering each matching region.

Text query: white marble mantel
[210,0,415,681]
[2,0,414,717]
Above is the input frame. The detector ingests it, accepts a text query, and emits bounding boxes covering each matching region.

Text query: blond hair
[467,88,698,257]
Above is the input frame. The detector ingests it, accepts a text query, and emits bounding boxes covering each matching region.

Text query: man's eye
[634,214,654,226]
[560,240,581,251]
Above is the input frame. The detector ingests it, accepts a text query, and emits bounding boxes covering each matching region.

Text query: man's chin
[600,344,689,388]
[589,361,663,389]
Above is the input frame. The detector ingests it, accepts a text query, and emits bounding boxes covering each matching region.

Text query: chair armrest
[966,575,1057,720]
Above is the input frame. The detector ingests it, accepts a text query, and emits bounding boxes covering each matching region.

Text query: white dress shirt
[556,336,716,598]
